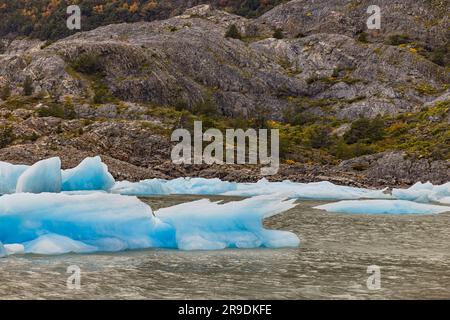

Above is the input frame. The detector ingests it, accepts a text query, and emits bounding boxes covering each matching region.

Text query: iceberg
[0,192,299,254]
[393,182,450,204]
[156,193,299,250]
[314,200,450,215]
[0,162,29,194]
[62,156,115,191]
[16,157,62,193]
[111,179,171,196]
[223,179,393,200]
[165,177,238,195]
[110,177,392,200]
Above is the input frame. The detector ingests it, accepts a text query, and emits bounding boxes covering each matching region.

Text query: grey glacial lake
[1,195,449,299]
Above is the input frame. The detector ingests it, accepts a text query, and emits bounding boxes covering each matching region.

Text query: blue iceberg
[16,157,62,193]
[314,200,450,215]
[62,156,115,191]
[0,162,29,194]
[0,192,299,255]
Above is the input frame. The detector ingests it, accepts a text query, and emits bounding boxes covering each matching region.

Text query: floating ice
[24,234,97,255]
[0,162,29,194]
[314,200,450,215]
[393,182,450,204]
[165,177,238,195]
[111,179,171,196]
[62,156,115,191]
[0,192,298,254]
[223,179,393,200]
[16,157,62,193]
[111,177,392,200]
[156,193,299,250]
[0,241,24,257]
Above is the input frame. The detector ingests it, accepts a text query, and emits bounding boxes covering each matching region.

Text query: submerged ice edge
[314,200,450,215]
[0,193,300,256]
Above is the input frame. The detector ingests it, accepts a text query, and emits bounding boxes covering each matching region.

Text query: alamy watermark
[366,265,381,290]
[366,5,381,30]
[66,5,81,30]
[171,121,279,175]
[67,265,81,290]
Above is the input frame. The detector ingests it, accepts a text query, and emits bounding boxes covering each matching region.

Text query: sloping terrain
[0,2,448,186]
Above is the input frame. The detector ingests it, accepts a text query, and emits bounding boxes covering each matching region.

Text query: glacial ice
[111,179,171,196]
[392,182,450,204]
[16,157,62,193]
[314,200,450,215]
[165,178,238,195]
[111,177,392,200]
[62,156,115,191]
[0,192,299,255]
[0,162,29,194]
[222,179,393,200]
[156,193,299,250]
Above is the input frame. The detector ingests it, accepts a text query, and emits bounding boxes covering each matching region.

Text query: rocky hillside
[0,2,449,186]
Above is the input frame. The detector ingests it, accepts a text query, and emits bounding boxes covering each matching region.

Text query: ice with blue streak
[62,156,115,191]
[314,200,450,215]
[0,162,29,194]
[0,192,299,255]
[15,157,62,193]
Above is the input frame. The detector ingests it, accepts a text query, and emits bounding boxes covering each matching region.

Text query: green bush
[344,117,385,144]
[37,104,75,119]
[306,124,332,148]
[71,54,104,75]
[386,34,411,46]
[23,76,33,96]
[273,28,284,39]
[0,125,14,148]
[225,24,242,40]
[0,85,11,100]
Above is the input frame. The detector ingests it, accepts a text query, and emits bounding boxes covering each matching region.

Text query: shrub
[357,32,369,43]
[0,125,14,148]
[344,117,385,144]
[386,34,411,46]
[273,28,284,39]
[0,85,11,100]
[70,54,104,75]
[307,124,332,149]
[225,24,242,40]
[23,76,33,96]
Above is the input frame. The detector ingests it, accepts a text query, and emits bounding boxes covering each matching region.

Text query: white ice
[0,192,299,255]
[16,157,62,193]
[111,179,171,195]
[156,193,299,250]
[0,161,29,194]
[392,182,450,204]
[110,177,392,200]
[314,200,450,215]
[223,179,393,200]
[62,156,115,191]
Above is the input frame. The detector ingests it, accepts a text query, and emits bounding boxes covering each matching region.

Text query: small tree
[0,85,11,100]
[23,76,33,96]
[225,24,242,40]
[273,28,284,39]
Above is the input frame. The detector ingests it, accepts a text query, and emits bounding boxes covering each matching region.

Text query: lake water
[1,195,449,299]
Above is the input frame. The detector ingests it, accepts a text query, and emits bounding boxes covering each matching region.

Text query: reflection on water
[1,195,449,299]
